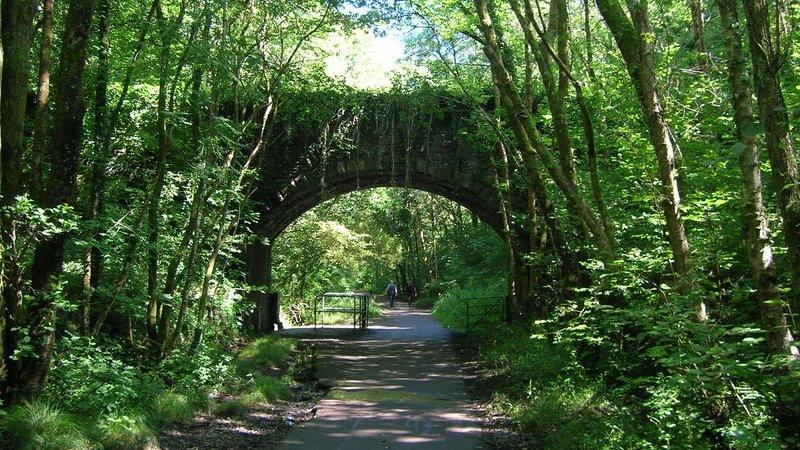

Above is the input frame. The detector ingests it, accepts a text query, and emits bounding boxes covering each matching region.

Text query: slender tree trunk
[31,0,54,201]
[81,0,110,334]
[147,34,171,344]
[492,142,519,315]
[583,0,597,78]
[688,0,709,71]
[594,0,698,316]
[148,0,186,342]
[157,2,210,353]
[19,0,96,399]
[742,0,800,318]
[88,0,158,336]
[0,0,5,396]
[717,0,795,355]
[473,0,616,261]
[517,0,616,248]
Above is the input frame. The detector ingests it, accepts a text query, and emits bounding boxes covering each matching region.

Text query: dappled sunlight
[276,307,481,449]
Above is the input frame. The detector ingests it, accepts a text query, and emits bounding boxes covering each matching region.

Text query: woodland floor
[158,305,526,449]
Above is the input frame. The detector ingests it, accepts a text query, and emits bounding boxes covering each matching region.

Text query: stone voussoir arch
[254,90,514,240]
[244,90,524,332]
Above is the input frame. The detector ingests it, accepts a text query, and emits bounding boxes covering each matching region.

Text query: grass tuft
[252,375,291,402]
[151,391,197,426]
[213,400,247,418]
[95,409,155,450]
[0,400,93,450]
[236,337,296,375]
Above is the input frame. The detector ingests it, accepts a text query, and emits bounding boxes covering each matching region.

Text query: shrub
[157,345,233,393]
[95,409,154,450]
[432,279,506,332]
[46,335,158,416]
[412,296,435,309]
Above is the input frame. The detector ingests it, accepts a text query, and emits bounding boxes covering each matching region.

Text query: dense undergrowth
[0,336,300,449]
[435,279,800,449]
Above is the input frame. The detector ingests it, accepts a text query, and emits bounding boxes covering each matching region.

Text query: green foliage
[432,280,507,332]
[151,391,198,427]
[157,346,233,395]
[236,337,297,376]
[245,376,292,404]
[472,326,640,450]
[46,335,160,416]
[94,409,155,450]
[213,400,247,418]
[0,401,93,450]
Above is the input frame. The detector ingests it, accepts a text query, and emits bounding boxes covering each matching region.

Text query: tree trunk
[0,0,5,396]
[473,0,616,261]
[517,0,616,249]
[30,0,54,201]
[688,0,709,71]
[531,0,590,251]
[742,0,800,320]
[1,0,36,401]
[88,0,158,337]
[594,0,699,316]
[0,0,34,207]
[157,3,210,353]
[148,0,186,343]
[717,0,795,355]
[18,0,96,400]
[81,0,110,334]
[492,141,519,316]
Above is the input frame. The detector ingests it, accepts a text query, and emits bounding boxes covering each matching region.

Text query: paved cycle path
[277,306,482,449]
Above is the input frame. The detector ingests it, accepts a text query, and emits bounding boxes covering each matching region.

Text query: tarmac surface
[276,305,482,449]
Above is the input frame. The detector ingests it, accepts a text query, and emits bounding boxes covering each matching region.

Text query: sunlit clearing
[323,28,418,90]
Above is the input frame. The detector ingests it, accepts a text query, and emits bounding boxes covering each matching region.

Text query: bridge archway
[244,92,528,332]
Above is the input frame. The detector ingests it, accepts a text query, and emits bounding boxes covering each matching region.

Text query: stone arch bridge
[244,91,527,332]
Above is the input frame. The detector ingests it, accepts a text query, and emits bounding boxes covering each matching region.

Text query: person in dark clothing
[387,282,398,307]
[405,283,417,307]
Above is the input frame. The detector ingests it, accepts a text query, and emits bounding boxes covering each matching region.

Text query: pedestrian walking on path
[387,281,398,307]
[405,282,417,307]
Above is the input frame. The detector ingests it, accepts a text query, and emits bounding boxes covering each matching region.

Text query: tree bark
[492,141,519,316]
[0,0,34,207]
[30,0,54,201]
[81,0,110,334]
[156,2,210,354]
[473,0,616,262]
[594,0,699,316]
[717,0,795,355]
[529,0,591,253]
[688,0,709,71]
[88,0,158,336]
[0,0,5,396]
[18,0,96,399]
[742,0,800,320]
[1,0,36,401]
[148,0,186,343]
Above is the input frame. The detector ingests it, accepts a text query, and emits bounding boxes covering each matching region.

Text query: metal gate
[313,292,372,330]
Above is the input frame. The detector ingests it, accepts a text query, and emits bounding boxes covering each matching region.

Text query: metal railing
[313,292,373,330]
